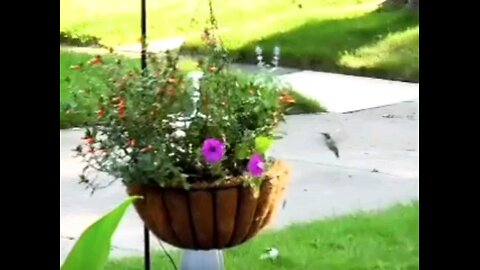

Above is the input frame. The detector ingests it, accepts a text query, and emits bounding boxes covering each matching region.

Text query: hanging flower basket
[66,22,298,251]
[127,160,291,249]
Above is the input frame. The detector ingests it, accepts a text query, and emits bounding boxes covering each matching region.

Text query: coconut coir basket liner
[127,160,291,250]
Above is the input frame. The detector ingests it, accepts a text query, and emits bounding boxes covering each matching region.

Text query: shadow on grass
[231,9,419,82]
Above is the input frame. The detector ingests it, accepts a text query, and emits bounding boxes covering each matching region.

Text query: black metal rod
[144,225,150,270]
[141,0,147,73]
[140,0,149,270]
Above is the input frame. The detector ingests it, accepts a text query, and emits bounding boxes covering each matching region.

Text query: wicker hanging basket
[127,160,291,250]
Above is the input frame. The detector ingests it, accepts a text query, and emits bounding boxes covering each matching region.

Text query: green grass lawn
[60,50,324,128]
[60,0,419,82]
[105,202,419,270]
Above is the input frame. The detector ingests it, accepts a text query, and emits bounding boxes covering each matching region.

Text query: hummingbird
[321,132,340,158]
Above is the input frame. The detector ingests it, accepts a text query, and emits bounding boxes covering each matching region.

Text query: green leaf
[236,143,251,160]
[255,136,274,154]
[61,196,141,270]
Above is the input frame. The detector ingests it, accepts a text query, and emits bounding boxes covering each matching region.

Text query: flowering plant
[65,26,296,192]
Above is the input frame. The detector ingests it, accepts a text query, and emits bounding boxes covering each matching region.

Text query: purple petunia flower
[202,138,225,163]
[247,153,265,177]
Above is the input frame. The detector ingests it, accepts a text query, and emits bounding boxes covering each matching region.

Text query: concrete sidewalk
[280,71,419,113]
[60,97,418,263]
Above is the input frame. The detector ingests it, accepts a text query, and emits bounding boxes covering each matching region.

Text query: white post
[180,250,225,270]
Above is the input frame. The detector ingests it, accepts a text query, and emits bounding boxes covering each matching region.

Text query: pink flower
[202,138,225,163]
[247,153,264,177]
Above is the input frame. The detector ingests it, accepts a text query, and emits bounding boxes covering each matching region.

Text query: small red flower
[117,98,127,118]
[118,98,126,107]
[280,94,295,105]
[128,139,136,147]
[86,136,95,145]
[89,55,103,65]
[97,108,105,117]
[118,107,126,118]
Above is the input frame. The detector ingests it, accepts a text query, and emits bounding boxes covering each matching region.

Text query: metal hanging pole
[144,226,150,270]
[140,1,150,270]
[141,0,147,73]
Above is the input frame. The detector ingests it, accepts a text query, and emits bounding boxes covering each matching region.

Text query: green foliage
[255,136,274,154]
[65,26,296,192]
[61,196,140,270]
